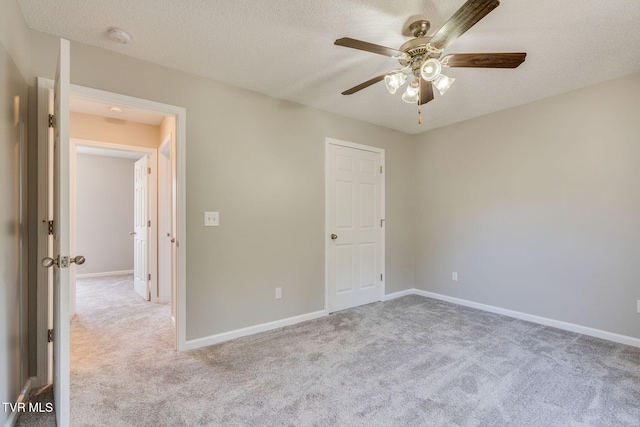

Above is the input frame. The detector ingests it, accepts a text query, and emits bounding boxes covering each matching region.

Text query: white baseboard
[4,377,33,427]
[183,289,640,352]
[75,270,133,279]
[183,310,328,351]
[413,289,640,348]
[383,289,415,301]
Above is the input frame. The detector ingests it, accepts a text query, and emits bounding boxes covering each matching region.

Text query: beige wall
[412,73,640,339]
[0,0,30,423]
[25,25,639,348]
[0,0,30,77]
[70,112,160,148]
[75,154,136,275]
[29,30,416,341]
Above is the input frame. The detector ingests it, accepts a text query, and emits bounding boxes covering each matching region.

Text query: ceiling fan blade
[341,73,387,95]
[335,37,406,59]
[419,79,434,105]
[441,52,526,68]
[428,0,500,50]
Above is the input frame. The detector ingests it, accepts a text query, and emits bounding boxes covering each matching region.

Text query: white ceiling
[18,0,640,134]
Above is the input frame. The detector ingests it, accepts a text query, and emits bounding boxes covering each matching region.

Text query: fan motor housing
[399,36,442,71]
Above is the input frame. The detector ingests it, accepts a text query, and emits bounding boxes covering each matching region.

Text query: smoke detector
[107,28,132,44]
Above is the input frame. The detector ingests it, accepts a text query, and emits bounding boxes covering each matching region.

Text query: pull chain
[417,82,423,124]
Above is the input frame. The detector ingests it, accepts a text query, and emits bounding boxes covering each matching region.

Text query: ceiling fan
[334,0,526,122]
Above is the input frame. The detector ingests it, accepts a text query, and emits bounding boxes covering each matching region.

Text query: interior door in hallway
[51,37,71,427]
[133,156,149,300]
[326,140,384,312]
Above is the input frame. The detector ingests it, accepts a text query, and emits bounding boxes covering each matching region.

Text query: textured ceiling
[18,0,640,134]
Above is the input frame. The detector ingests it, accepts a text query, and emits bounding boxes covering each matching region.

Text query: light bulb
[420,58,442,82]
[402,81,420,103]
[433,74,455,95]
[384,71,407,94]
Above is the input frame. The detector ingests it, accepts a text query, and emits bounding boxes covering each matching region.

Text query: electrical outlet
[452,272,458,282]
[276,287,282,299]
[204,211,219,226]
[637,300,640,313]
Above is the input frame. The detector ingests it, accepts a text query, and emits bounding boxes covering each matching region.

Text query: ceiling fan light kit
[420,58,442,81]
[384,71,407,94]
[334,0,526,124]
[433,74,455,96]
[402,81,420,104]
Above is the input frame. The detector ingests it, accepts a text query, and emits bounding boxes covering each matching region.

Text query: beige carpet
[20,274,640,425]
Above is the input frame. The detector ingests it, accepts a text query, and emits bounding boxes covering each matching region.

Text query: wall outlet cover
[204,211,219,226]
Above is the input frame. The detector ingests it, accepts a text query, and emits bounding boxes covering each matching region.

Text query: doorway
[70,138,159,314]
[325,138,386,313]
[35,78,187,397]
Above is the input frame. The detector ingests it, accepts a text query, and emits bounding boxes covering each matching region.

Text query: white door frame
[158,136,173,307]
[70,139,158,309]
[35,79,188,388]
[324,137,385,312]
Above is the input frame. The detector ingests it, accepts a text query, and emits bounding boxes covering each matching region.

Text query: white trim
[4,377,33,427]
[175,104,187,352]
[183,310,328,351]
[64,84,187,352]
[182,287,639,352]
[35,80,187,400]
[411,289,640,348]
[75,270,134,279]
[34,78,52,389]
[382,289,415,301]
[324,137,385,314]
[70,138,158,307]
[157,135,172,305]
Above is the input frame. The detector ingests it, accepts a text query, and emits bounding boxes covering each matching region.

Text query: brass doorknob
[41,255,86,268]
[330,234,338,240]
[42,257,57,268]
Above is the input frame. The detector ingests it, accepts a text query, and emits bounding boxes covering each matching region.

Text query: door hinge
[380,219,385,228]
[380,274,383,281]
[47,220,54,235]
[380,165,383,173]
[148,220,151,227]
[147,167,151,174]
[148,273,151,281]
[47,329,54,343]
[48,114,54,128]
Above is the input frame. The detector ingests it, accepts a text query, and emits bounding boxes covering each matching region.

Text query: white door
[133,156,149,300]
[51,38,71,427]
[326,141,384,312]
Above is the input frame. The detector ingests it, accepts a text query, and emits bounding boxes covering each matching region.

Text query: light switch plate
[452,272,458,282]
[204,211,219,226]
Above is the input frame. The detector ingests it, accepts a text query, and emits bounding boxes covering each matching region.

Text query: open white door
[50,38,72,427]
[326,140,385,313]
[133,156,150,300]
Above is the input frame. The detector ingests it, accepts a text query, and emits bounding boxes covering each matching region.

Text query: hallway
[71,275,174,424]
